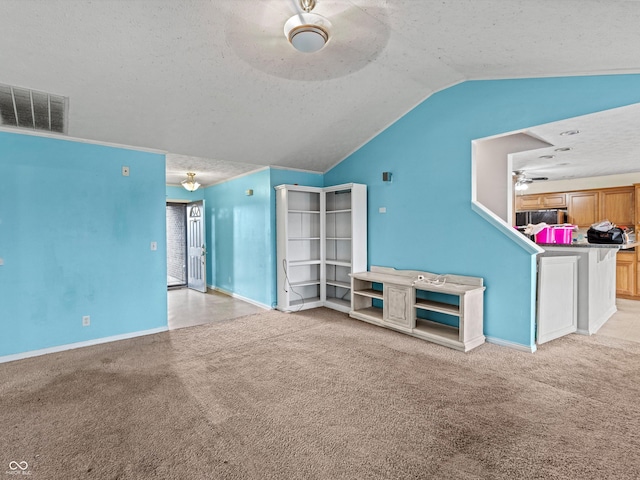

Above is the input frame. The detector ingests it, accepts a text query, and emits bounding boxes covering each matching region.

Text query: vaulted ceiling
[1,0,640,186]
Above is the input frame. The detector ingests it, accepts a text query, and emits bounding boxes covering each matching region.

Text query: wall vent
[0,83,68,134]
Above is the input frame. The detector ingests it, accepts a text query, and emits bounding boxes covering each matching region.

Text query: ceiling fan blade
[225,2,391,81]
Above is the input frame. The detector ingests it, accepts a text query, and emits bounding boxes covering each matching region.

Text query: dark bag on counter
[587,227,624,244]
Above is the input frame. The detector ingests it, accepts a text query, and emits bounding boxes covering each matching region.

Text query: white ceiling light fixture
[284,0,332,53]
[181,172,201,192]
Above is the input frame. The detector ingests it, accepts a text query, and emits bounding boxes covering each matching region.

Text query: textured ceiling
[1,0,640,186]
[512,103,640,182]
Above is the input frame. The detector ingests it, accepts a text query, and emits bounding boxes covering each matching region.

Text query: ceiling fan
[224,0,391,81]
[513,170,548,191]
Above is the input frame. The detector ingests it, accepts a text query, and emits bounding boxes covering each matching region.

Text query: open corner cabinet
[275,183,367,313]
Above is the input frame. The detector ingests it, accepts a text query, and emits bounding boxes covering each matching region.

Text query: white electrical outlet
[82,315,90,326]
[379,207,387,213]
[122,166,130,176]
[0,258,4,266]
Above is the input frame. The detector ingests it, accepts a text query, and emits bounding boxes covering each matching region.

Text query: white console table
[350,266,485,352]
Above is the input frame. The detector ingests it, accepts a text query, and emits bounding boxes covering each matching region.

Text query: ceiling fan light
[284,12,331,53]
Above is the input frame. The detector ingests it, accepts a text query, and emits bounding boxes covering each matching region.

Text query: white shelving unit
[276,183,367,313]
[351,266,485,352]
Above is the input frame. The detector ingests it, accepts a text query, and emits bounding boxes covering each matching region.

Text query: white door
[187,200,206,293]
[537,256,578,344]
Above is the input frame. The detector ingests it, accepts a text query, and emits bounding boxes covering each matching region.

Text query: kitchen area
[514,184,640,343]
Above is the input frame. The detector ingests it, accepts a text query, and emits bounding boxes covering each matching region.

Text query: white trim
[269,165,323,175]
[588,304,618,335]
[0,125,166,154]
[486,336,537,353]
[0,327,168,364]
[209,286,272,310]
[467,68,640,81]
[166,166,269,189]
[209,166,270,187]
[166,198,190,204]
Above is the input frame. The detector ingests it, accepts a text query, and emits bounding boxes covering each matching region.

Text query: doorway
[166,203,187,288]
[166,200,207,291]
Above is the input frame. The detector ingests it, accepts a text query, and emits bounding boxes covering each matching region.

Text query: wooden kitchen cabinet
[515,195,542,211]
[616,251,636,297]
[542,193,567,208]
[599,186,634,226]
[567,191,599,227]
[515,193,567,211]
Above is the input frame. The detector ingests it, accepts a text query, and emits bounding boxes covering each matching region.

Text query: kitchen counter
[537,241,638,250]
[539,245,619,335]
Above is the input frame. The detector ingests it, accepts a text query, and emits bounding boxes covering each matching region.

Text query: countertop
[538,241,639,250]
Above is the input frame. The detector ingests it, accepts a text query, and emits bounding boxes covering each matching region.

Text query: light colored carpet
[2,308,640,479]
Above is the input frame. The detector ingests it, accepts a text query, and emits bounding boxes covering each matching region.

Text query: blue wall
[325,74,640,349]
[203,167,323,308]
[0,132,167,358]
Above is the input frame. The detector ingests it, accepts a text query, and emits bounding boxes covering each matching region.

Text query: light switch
[122,166,130,176]
[150,241,157,251]
[0,258,4,266]
[379,207,387,213]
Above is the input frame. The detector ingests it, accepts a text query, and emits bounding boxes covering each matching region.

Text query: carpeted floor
[2,308,640,479]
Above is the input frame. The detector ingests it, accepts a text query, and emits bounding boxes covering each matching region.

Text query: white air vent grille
[0,84,67,134]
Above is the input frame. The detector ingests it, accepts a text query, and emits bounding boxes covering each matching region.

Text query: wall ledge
[471,201,543,255]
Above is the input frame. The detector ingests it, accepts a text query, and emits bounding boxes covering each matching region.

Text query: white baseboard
[589,305,618,335]
[209,285,272,310]
[0,327,169,364]
[486,336,537,353]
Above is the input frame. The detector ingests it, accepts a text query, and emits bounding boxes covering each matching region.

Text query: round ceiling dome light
[284,12,332,53]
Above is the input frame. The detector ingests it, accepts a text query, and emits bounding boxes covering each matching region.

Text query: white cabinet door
[537,256,578,344]
[383,284,412,329]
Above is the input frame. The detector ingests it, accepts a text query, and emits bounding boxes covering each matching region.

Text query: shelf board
[290,296,321,307]
[289,259,322,267]
[351,306,383,321]
[325,297,351,309]
[326,237,352,241]
[326,209,352,214]
[326,260,351,267]
[354,288,383,300]
[413,319,460,343]
[288,237,321,241]
[290,280,321,288]
[326,280,350,289]
[288,210,320,214]
[414,299,460,316]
